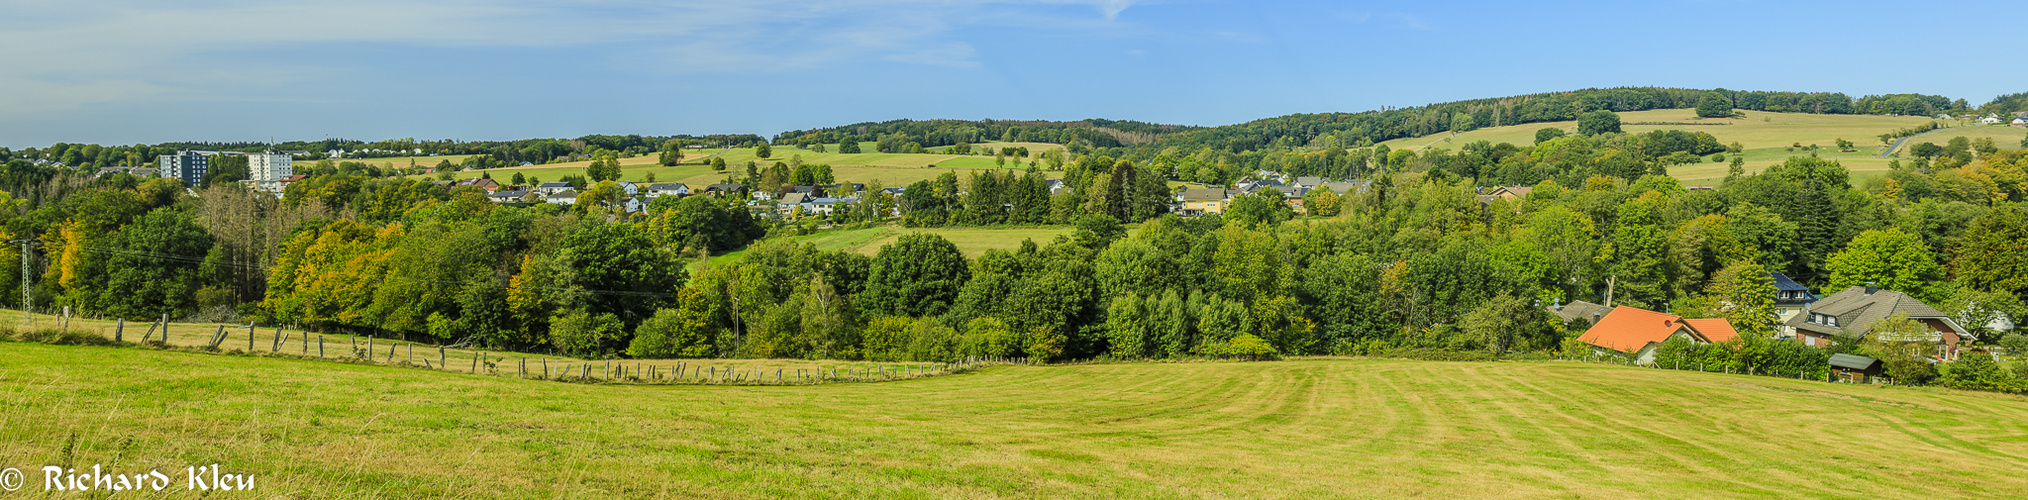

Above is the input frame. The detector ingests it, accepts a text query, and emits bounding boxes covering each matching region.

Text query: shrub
[18,328,114,346]
[1206,334,1279,361]
[1379,347,1496,362]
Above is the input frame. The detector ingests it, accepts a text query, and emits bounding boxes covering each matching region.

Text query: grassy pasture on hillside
[1888,125,2028,155]
[1383,110,1947,184]
[4,344,2027,498]
[423,143,1062,189]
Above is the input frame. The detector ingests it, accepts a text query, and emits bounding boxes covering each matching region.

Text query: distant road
[1880,126,1962,158]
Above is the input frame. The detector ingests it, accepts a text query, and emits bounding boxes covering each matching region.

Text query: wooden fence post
[520,358,527,378]
[408,344,414,364]
[542,358,549,379]
[248,327,255,351]
[439,346,446,368]
[387,342,397,362]
[113,319,124,342]
[473,353,481,374]
[272,327,282,351]
[318,336,324,357]
[208,325,226,349]
[366,336,373,360]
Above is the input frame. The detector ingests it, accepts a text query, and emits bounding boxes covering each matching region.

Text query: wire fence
[6,310,1027,386]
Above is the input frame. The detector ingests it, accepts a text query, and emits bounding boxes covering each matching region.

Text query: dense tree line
[771,119,1199,152]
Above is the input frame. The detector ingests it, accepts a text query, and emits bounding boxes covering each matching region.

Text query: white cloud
[0,0,1141,113]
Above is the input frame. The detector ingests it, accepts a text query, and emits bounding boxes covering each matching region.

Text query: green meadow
[425,142,1065,189]
[4,340,2027,498]
[1379,109,2028,184]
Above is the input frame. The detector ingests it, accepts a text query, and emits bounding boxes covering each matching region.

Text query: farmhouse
[1577,306,1738,365]
[1786,284,1973,360]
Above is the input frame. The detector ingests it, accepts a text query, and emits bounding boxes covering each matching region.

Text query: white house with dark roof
[545,190,578,205]
[536,182,574,195]
[645,183,690,198]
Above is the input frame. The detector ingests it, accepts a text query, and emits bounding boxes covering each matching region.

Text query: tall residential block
[158,150,209,187]
[248,151,292,193]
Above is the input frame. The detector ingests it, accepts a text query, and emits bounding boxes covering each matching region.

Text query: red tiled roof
[1579,306,1690,353]
[1578,306,1734,353]
[1682,318,1738,343]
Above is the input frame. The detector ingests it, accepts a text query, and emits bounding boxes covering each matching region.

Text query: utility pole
[1604,276,1616,308]
[12,239,36,327]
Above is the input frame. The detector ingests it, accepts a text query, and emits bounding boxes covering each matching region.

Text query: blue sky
[3,0,2025,147]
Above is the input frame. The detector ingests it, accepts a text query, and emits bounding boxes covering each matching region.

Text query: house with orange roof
[1577,306,1739,365]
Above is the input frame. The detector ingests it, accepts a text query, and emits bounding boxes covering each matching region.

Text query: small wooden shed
[1829,353,1884,383]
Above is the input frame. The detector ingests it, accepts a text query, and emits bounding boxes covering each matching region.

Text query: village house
[1769,272,1816,337]
[1178,188,1232,216]
[536,182,573,195]
[778,192,811,216]
[545,190,578,206]
[704,183,746,198]
[1786,284,1974,360]
[645,183,690,198]
[1547,299,1615,327]
[1317,180,1368,195]
[95,166,160,178]
[488,189,531,204]
[1577,306,1739,365]
[615,181,640,197]
[454,178,501,192]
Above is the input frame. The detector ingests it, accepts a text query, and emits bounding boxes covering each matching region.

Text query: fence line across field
[18,312,1014,386]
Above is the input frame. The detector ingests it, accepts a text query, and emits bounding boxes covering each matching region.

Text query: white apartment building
[247,152,293,194]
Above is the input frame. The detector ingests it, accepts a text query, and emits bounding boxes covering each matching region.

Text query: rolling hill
[5,342,2026,498]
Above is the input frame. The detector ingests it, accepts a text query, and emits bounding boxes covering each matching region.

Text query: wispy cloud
[0,0,1140,113]
[1392,13,1433,31]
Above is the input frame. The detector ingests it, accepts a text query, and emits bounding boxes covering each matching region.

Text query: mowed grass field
[1377,110,2010,184]
[424,142,1063,189]
[5,343,2028,498]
